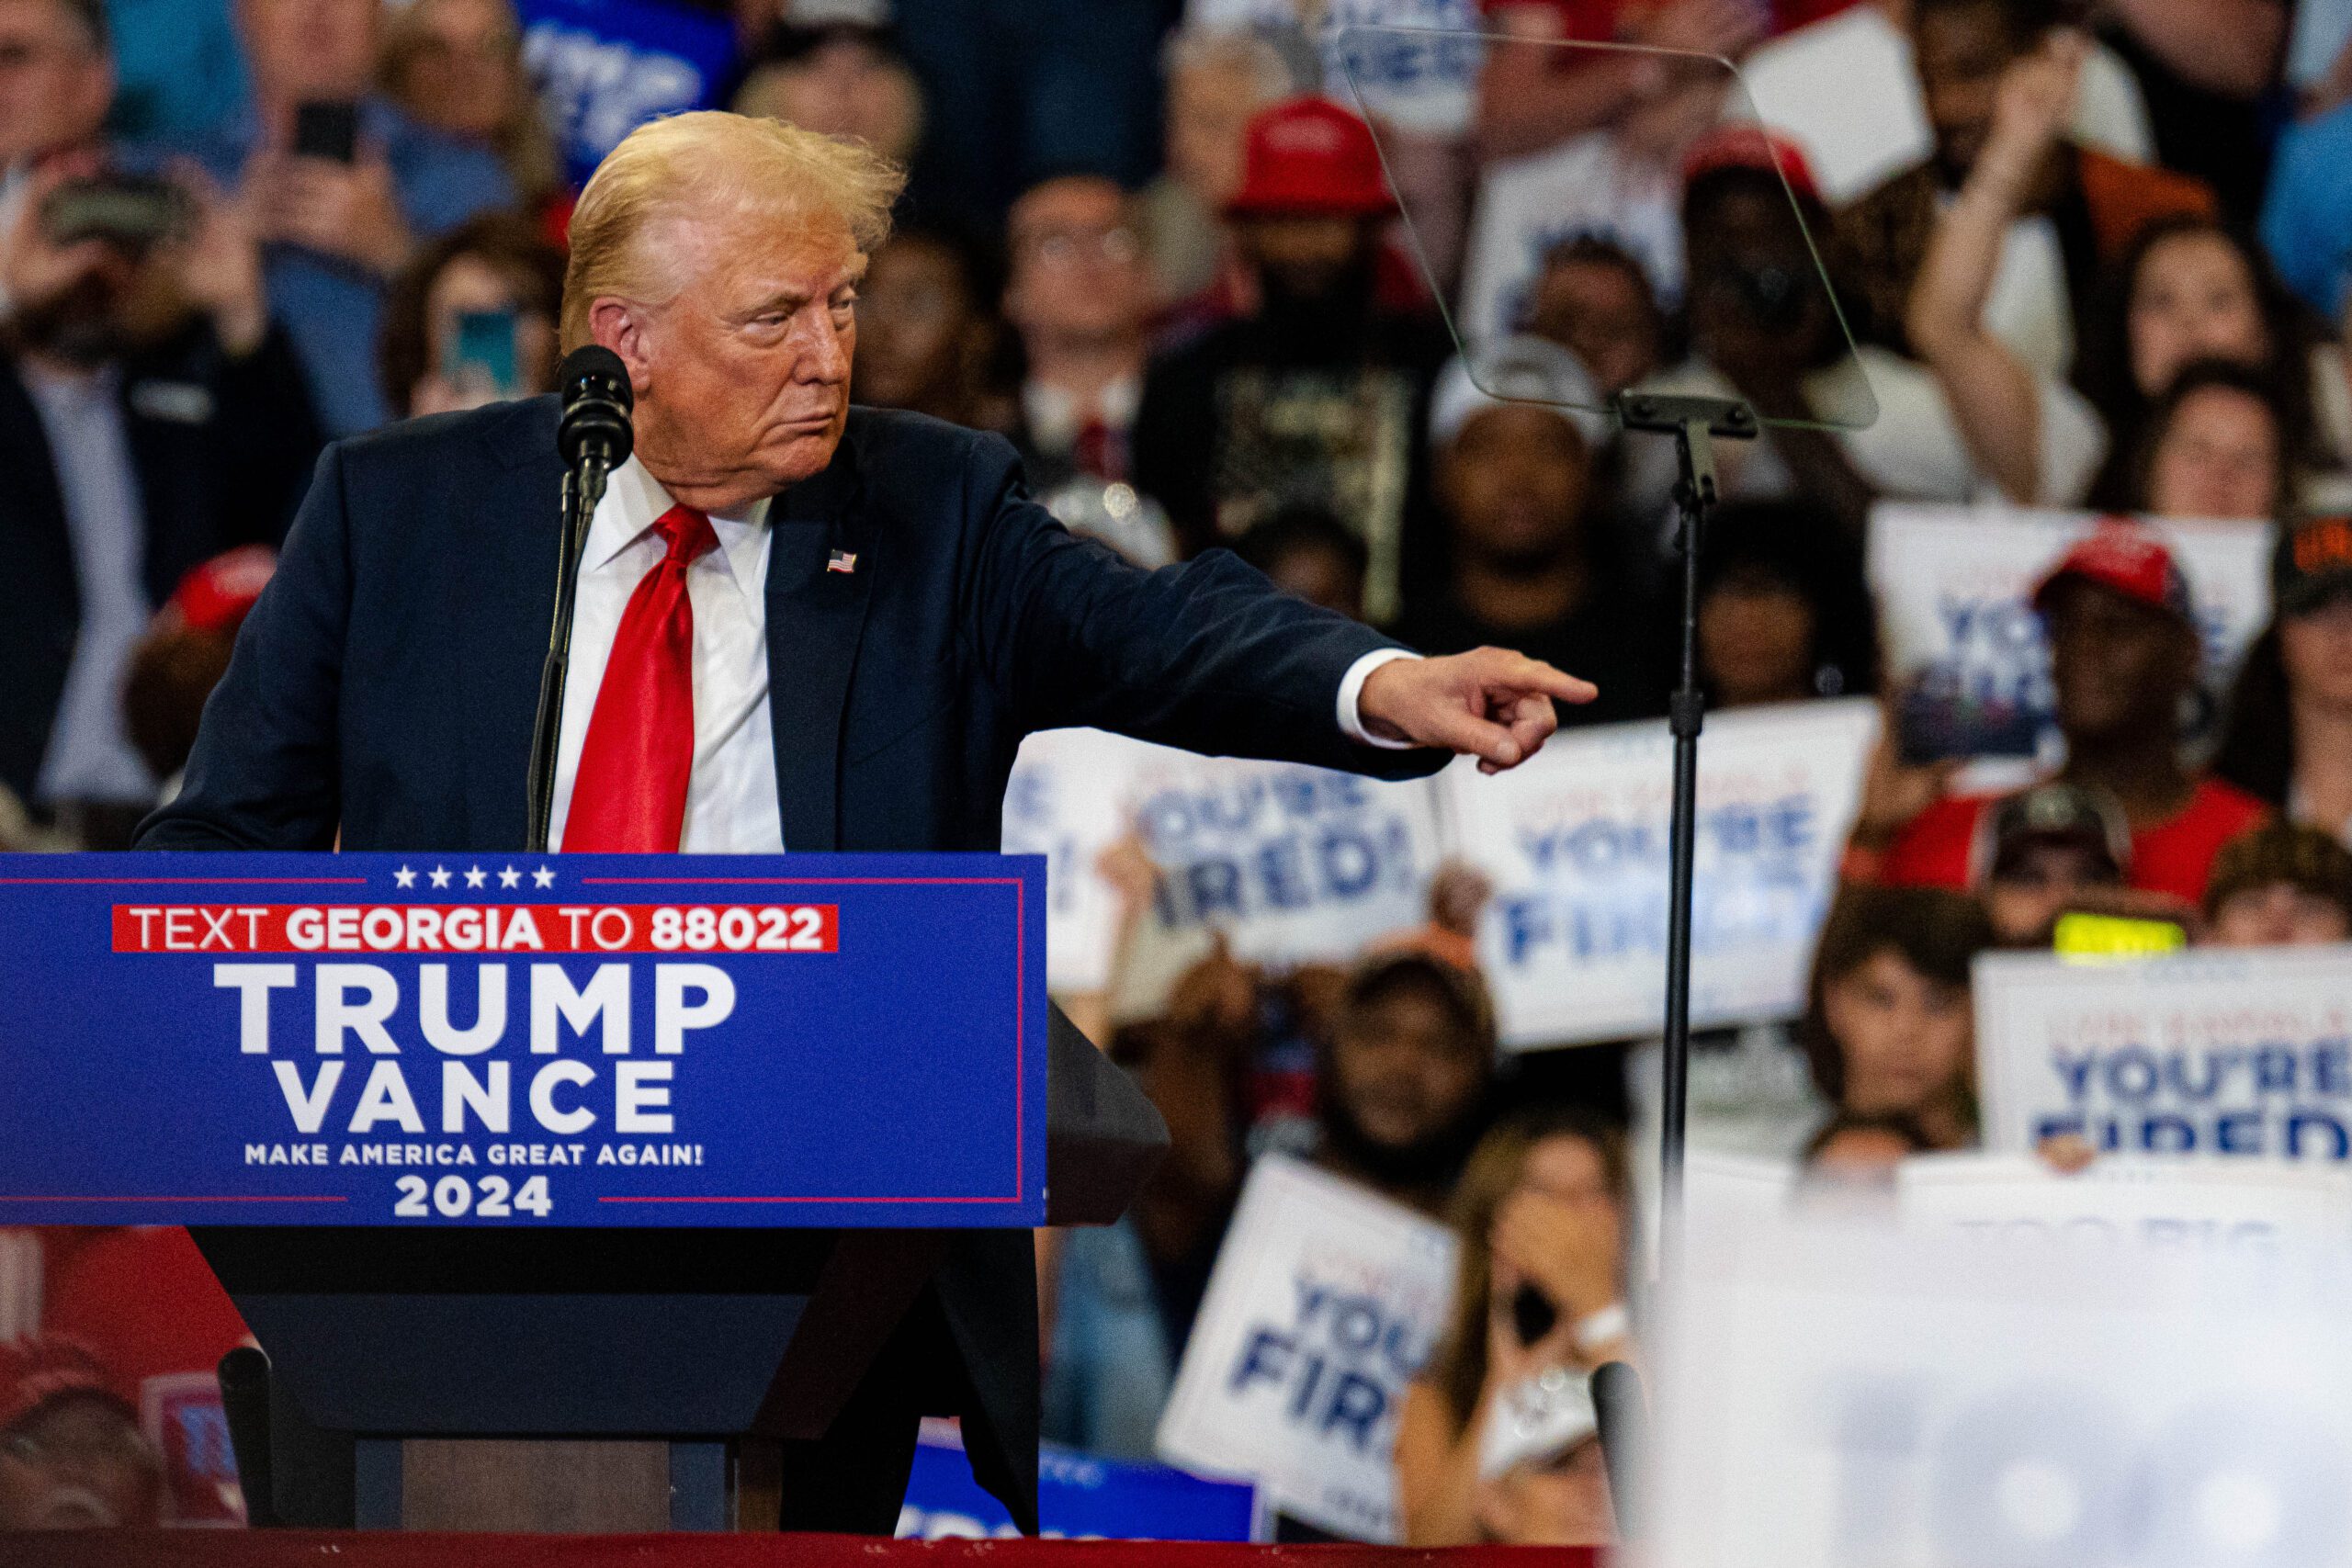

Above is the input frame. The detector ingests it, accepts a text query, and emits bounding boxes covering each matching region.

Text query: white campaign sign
[1442,700,1878,1049]
[1003,729,1446,992]
[1001,728,1160,992]
[1156,1155,1456,1542]
[1975,946,2352,1162]
[1868,504,2272,770]
[1651,1216,2352,1568]
[1899,1152,2352,1256]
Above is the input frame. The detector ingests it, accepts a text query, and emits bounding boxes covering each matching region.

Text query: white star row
[392,863,558,891]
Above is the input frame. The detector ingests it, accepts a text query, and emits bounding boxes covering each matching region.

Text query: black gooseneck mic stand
[526,346,637,853]
[1611,389,1757,1259]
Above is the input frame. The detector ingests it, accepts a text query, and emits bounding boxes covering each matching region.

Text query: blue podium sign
[0,853,1046,1229]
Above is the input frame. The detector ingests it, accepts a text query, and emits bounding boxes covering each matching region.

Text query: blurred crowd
[4,0,2352,1550]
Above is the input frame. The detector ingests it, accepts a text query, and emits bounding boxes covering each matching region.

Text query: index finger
[1484,650,1598,706]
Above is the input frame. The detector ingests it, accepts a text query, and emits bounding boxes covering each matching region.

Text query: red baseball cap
[1225,96,1396,220]
[0,1336,121,1433]
[2030,522,2195,626]
[1680,125,1825,211]
[164,544,277,637]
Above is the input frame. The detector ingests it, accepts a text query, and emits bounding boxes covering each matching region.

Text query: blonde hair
[560,111,905,351]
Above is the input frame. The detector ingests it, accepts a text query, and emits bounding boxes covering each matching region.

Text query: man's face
[0,1396,162,1530]
[851,233,973,414]
[0,0,109,164]
[1685,183,1833,378]
[1329,982,1487,1156]
[1438,405,1589,567]
[601,205,863,512]
[2043,580,2199,747]
[1984,839,2122,946]
[2145,385,2278,520]
[1236,214,1374,310]
[1004,176,1151,351]
[1528,255,1659,398]
[1914,1,2024,186]
[1699,568,1815,707]
[1263,540,1363,621]
[238,0,380,107]
[2280,594,2352,715]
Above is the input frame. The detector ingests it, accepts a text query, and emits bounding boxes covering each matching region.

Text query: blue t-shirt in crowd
[145,100,517,435]
[102,0,248,143]
[2263,101,2352,321]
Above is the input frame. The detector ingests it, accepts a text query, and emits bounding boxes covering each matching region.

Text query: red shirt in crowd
[1881,778,2271,905]
[32,1227,254,1525]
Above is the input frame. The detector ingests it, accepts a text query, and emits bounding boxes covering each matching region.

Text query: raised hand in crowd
[1846,732,1962,865]
[157,163,267,359]
[1905,30,2092,504]
[242,142,413,277]
[0,158,122,331]
[1397,1113,1631,1547]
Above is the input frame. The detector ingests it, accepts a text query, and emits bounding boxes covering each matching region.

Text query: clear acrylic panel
[1336,26,1879,433]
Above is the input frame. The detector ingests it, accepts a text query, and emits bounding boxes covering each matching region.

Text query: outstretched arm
[964,435,1592,777]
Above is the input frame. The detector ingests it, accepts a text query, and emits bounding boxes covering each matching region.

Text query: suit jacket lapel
[458,398,566,851]
[766,430,871,852]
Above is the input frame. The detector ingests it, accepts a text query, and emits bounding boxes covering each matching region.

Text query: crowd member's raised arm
[1906,33,2088,507]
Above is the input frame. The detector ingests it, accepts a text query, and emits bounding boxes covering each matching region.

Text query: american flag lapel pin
[827,549,858,574]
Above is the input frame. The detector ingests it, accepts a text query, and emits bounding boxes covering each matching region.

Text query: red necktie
[562,503,717,852]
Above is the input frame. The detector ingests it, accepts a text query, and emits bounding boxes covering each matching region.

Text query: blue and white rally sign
[1975,945,2352,1162]
[1868,503,2271,770]
[0,853,1045,1229]
[517,0,738,188]
[1445,700,1879,1049]
[1156,1155,1455,1542]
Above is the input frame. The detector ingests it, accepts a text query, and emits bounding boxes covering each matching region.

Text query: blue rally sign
[0,853,1046,1229]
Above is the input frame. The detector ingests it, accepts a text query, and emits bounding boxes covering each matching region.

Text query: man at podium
[136,110,1592,1534]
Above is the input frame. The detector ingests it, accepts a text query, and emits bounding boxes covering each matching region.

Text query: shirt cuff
[1338,648,1420,750]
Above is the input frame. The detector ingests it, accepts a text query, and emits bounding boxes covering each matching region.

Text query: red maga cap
[166,544,277,637]
[2030,522,2195,625]
[1680,124,1825,210]
[0,1335,119,1433]
[1225,96,1396,219]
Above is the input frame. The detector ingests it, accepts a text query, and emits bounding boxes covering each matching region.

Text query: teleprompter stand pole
[1611,390,1757,1257]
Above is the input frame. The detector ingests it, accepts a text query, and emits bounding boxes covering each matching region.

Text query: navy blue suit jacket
[138,396,1442,1524]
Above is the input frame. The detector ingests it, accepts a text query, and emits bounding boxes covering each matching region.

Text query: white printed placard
[1974,946,2352,1161]
[1156,1155,1456,1542]
[1867,504,2271,764]
[1002,731,1445,990]
[1001,728,1162,993]
[1899,1152,2352,1255]
[1442,699,1879,1049]
[1649,1214,2352,1568]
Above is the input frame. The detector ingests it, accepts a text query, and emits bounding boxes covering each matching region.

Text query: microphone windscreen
[557,344,632,412]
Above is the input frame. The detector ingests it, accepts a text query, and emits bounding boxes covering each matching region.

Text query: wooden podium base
[357,1438,784,1532]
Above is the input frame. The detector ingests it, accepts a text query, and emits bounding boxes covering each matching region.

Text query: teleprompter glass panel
[1336,27,1879,434]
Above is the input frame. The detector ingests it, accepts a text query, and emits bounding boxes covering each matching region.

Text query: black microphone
[555,344,634,495]
[527,345,637,852]
[216,1346,280,1528]
[1590,1359,1646,1541]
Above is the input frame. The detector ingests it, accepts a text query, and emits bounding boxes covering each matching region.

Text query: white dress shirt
[547,457,1414,852]
[24,362,159,807]
[548,457,783,852]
